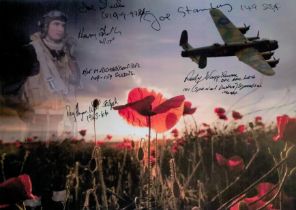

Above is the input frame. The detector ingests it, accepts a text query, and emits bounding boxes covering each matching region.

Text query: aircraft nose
[272,40,278,49]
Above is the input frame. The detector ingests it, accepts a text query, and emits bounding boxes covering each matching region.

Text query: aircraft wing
[210,9,247,44]
[236,47,275,76]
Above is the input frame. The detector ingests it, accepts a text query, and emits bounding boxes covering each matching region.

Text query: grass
[0,122,296,210]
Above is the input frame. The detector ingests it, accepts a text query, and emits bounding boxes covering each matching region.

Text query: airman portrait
[0,10,81,138]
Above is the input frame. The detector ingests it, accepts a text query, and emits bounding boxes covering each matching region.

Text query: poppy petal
[216,153,227,166]
[114,96,155,114]
[232,111,243,120]
[273,115,289,142]
[152,95,185,114]
[214,107,225,114]
[236,125,245,134]
[114,88,184,132]
[183,101,197,115]
[227,156,244,172]
[256,182,277,201]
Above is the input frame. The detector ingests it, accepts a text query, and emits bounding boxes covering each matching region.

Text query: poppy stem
[96,147,109,210]
[93,107,96,145]
[1,153,6,181]
[116,148,128,195]
[147,115,151,210]
[184,159,202,190]
[191,115,198,132]
[183,117,188,136]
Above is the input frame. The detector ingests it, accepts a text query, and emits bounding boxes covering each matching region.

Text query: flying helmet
[39,10,68,37]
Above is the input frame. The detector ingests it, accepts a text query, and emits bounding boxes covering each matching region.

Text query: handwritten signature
[66,98,118,122]
[78,25,122,42]
[184,70,239,84]
[79,1,279,32]
[178,3,233,18]
[183,70,261,95]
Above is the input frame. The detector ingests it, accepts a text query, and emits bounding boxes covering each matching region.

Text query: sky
[1,0,296,141]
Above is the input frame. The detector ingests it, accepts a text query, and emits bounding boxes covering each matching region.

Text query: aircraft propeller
[247,31,260,41]
[267,57,280,68]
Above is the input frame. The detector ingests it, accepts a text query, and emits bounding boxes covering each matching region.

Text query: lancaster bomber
[180,9,279,76]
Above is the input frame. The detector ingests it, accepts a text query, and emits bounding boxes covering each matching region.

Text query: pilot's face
[46,20,66,42]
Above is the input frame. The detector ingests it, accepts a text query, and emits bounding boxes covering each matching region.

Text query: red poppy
[196,128,214,139]
[255,116,262,123]
[236,124,245,134]
[95,141,105,146]
[230,194,276,210]
[218,114,228,121]
[79,129,87,137]
[14,141,21,148]
[214,107,225,114]
[116,139,133,150]
[215,153,227,166]
[183,101,197,115]
[113,87,185,133]
[256,182,277,201]
[171,128,179,138]
[25,137,33,143]
[171,139,185,153]
[0,174,38,205]
[214,107,229,120]
[171,144,179,154]
[106,134,112,141]
[230,182,279,210]
[255,116,264,127]
[273,115,296,144]
[216,153,244,172]
[232,111,243,120]
[227,156,245,172]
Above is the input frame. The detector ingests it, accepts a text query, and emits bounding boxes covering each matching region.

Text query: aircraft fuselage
[181,40,278,58]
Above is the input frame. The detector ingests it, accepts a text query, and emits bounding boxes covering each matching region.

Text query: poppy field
[1,87,296,210]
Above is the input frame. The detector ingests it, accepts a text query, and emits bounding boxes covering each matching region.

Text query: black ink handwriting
[178,3,233,18]
[66,99,117,122]
[82,62,140,82]
[182,70,261,95]
[78,25,122,44]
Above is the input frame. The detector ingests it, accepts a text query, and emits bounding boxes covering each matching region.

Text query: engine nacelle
[261,52,274,60]
[238,25,250,34]
[199,56,207,69]
[267,59,279,68]
[247,36,260,41]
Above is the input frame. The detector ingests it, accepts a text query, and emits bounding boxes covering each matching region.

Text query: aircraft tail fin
[180,30,189,48]
[179,30,207,68]
[180,30,194,50]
